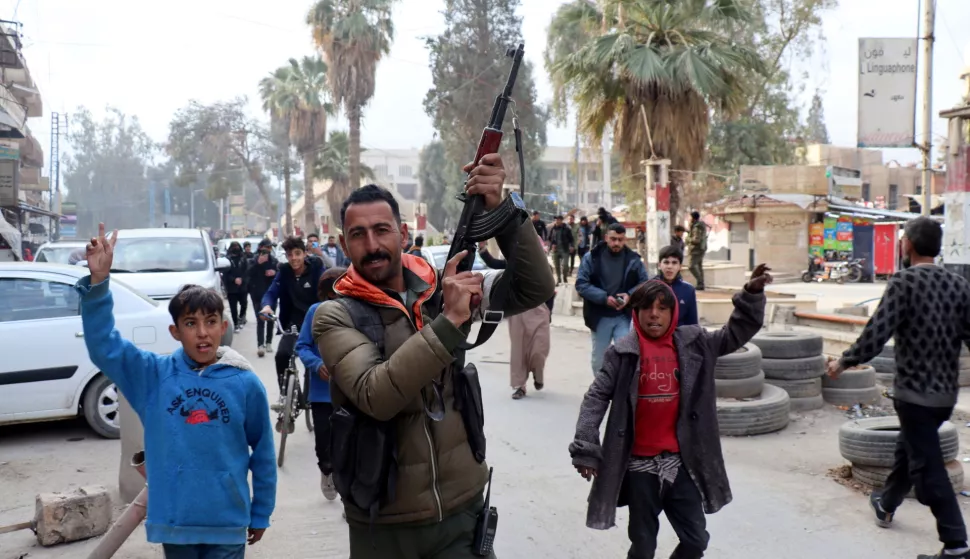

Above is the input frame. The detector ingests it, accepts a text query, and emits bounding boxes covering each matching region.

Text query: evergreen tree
[805,89,830,145]
[424,0,551,216]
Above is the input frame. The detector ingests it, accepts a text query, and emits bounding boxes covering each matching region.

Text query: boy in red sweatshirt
[570,265,772,558]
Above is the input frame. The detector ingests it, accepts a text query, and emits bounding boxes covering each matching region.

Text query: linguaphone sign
[857,38,918,148]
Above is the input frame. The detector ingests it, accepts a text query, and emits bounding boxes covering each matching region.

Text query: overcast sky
[5,0,970,167]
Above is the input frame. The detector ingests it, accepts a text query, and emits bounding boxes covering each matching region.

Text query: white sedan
[0,263,181,438]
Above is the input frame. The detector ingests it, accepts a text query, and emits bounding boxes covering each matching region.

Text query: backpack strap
[334,297,386,359]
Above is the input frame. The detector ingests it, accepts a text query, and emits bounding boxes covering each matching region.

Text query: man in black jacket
[531,210,548,243]
[222,241,249,334]
[549,215,575,285]
[248,239,279,357]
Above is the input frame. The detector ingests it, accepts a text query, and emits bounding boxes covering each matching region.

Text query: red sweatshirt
[632,281,681,457]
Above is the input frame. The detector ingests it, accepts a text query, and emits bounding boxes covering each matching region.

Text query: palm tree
[259,66,297,235]
[547,0,764,224]
[307,0,395,192]
[314,130,375,230]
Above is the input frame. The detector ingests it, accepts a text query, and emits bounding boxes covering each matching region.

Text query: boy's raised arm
[705,264,770,357]
[74,224,161,413]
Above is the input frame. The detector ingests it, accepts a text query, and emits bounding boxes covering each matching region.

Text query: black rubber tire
[839,417,960,468]
[750,332,823,359]
[278,374,297,469]
[82,374,121,439]
[879,345,895,359]
[789,394,825,412]
[765,377,822,398]
[303,369,315,433]
[823,366,876,389]
[714,344,763,380]
[852,461,964,497]
[846,267,863,283]
[715,371,765,399]
[822,386,883,406]
[762,355,826,381]
[875,371,895,385]
[961,369,970,387]
[868,356,896,375]
[716,384,790,437]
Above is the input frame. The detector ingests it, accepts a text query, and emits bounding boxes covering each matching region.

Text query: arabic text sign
[857,38,918,148]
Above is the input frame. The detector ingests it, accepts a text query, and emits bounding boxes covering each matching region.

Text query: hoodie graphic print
[632,281,681,457]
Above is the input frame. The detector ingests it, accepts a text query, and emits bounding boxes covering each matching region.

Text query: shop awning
[15,202,59,219]
[826,201,935,222]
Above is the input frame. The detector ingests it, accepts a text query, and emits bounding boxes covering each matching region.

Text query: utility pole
[919,0,935,216]
[48,112,59,239]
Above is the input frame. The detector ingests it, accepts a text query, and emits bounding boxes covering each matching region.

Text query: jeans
[275,334,298,395]
[627,467,708,559]
[591,314,632,374]
[163,544,246,559]
[879,399,967,545]
[227,293,246,328]
[250,294,274,347]
[311,402,333,476]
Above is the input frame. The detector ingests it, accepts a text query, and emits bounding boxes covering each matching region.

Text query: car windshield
[428,248,487,270]
[111,237,209,273]
[35,246,83,264]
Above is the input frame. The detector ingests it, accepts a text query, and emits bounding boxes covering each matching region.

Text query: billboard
[857,38,918,148]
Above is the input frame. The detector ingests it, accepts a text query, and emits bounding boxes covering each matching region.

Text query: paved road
[1,311,966,558]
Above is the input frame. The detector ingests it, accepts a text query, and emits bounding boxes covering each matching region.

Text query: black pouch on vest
[453,362,486,463]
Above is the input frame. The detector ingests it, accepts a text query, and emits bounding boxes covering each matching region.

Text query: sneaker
[322,473,338,501]
[265,344,274,354]
[870,492,893,528]
[257,346,265,358]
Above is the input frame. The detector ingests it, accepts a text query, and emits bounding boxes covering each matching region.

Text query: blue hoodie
[295,302,330,403]
[654,272,699,327]
[75,277,277,546]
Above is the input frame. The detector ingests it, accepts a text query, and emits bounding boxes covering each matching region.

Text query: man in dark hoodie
[248,239,279,357]
[222,242,249,334]
[656,245,698,326]
[576,222,649,374]
[570,265,771,559]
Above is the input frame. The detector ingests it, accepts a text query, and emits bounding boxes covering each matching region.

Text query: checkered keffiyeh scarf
[628,453,682,487]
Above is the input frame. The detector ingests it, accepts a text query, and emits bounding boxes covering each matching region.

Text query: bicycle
[260,313,314,468]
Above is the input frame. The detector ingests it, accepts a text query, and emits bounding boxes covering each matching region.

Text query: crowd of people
[68,147,968,559]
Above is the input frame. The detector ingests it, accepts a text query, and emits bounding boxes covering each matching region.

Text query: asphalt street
[1,307,968,558]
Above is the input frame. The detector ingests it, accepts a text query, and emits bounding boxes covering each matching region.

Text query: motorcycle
[801,257,865,284]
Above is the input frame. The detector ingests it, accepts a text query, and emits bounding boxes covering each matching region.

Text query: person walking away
[239,242,254,324]
[577,216,592,264]
[549,215,575,285]
[531,210,548,244]
[671,226,687,255]
[77,224,276,558]
[408,235,424,256]
[688,212,707,291]
[259,236,325,398]
[570,266,771,559]
[222,242,249,333]
[295,267,346,501]
[827,217,970,559]
[480,242,552,400]
[576,222,649,374]
[248,239,279,357]
[568,214,581,276]
[656,245,698,326]
[313,158,555,558]
[323,235,349,266]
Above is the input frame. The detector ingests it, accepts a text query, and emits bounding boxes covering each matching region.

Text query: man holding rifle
[313,153,554,557]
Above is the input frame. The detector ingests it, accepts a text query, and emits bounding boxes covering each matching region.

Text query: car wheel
[82,375,121,439]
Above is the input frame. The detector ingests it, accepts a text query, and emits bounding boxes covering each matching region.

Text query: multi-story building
[361,148,422,203]
[537,144,614,213]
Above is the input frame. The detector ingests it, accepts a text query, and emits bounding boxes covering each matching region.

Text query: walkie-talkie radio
[472,467,498,556]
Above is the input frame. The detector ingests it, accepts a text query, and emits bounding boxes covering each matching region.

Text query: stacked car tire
[839,417,964,495]
[751,332,825,411]
[714,343,791,436]
[871,345,970,387]
[822,364,881,405]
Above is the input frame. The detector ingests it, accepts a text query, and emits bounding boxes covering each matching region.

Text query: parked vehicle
[0,263,182,437]
[77,228,235,347]
[34,240,87,264]
[801,256,865,284]
[420,245,488,272]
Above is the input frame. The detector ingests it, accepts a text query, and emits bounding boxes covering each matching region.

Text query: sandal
[512,388,526,400]
[534,381,544,391]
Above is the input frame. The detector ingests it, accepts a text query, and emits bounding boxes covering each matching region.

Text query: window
[542,168,560,182]
[862,182,871,201]
[888,184,898,210]
[397,183,418,200]
[587,168,600,182]
[915,183,922,195]
[399,165,413,178]
[374,165,388,178]
[112,237,209,273]
[587,192,600,204]
[566,192,577,205]
[0,277,80,322]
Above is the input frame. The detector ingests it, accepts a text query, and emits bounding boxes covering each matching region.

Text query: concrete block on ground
[836,305,869,317]
[34,485,112,546]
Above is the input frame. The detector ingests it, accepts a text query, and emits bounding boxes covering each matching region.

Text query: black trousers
[627,467,709,559]
[239,292,248,321]
[226,293,245,328]
[311,402,333,476]
[880,399,967,544]
[250,293,274,346]
[275,334,298,395]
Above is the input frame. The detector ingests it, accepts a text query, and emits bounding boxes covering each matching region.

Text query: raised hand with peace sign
[86,222,118,285]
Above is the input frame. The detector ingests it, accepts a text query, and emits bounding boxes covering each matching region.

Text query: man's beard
[902,257,911,269]
[356,250,397,284]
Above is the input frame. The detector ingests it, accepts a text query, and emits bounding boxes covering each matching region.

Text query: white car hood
[115,271,219,300]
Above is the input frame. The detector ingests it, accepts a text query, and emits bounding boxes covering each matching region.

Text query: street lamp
[189,189,206,229]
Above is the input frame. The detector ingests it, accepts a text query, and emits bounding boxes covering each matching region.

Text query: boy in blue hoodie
[76,224,277,559]
[294,266,345,502]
